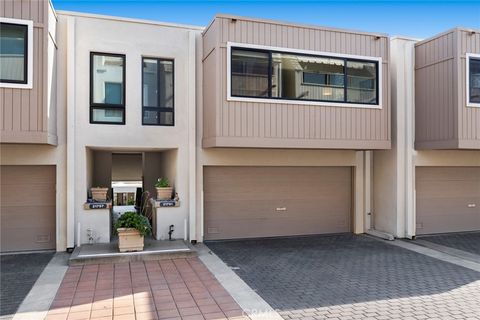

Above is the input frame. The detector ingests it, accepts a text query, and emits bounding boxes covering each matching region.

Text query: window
[231,49,269,97]
[229,45,380,106]
[142,58,174,126]
[468,54,480,107]
[90,52,126,124]
[0,18,33,88]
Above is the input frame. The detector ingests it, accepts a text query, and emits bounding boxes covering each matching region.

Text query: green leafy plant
[155,177,170,188]
[114,211,152,236]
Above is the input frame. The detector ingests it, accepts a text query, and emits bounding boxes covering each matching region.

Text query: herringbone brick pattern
[207,234,480,320]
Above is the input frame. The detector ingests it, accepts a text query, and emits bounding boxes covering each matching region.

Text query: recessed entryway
[203,166,352,240]
[416,167,480,235]
[0,165,56,252]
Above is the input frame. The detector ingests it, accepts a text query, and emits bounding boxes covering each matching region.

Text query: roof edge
[56,10,204,31]
[210,13,389,38]
[415,26,480,46]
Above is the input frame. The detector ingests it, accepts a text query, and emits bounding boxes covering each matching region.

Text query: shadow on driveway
[0,252,54,319]
[206,234,480,318]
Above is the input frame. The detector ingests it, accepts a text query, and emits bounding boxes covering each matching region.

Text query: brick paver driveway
[0,252,54,320]
[46,258,249,320]
[207,234,480,320]
[418,232,480,255]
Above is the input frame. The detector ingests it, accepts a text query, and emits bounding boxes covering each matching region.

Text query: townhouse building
[374,30,480,239]
[197,15,390,241]
[0,0,478,253]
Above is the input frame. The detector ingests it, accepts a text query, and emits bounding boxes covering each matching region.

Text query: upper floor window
[230,45,380,107]
[0,18,33,89]
[468,54,480,107]
[142,58,174,126]
[90,52,126,124]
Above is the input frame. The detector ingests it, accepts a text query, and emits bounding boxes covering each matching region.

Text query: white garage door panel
[1,166,56,252]
[204,166,352,240]
[416,167,480,235]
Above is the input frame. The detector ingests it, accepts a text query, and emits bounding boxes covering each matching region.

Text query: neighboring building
[197,15,390,241]
[374,29,480,239]
[1,1,478,253]
[0,0,65,252]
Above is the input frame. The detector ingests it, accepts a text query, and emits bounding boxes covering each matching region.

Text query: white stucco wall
[56,12,201,245]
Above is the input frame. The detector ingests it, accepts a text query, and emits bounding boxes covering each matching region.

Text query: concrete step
[69,239,197,265]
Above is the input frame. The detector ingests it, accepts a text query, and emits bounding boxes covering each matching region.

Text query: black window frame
[89,52,126,125]
[230,47,380,106]
[141,57,175,126]
[468,56,480,105]
[0,22,28,84]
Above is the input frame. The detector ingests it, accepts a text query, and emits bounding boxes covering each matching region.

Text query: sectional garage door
[416,167,480,235]
[203,166,352,240]
[1,166,56,252]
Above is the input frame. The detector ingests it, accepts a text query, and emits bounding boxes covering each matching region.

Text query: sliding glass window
[90,52,126,124]
[142,58,174,126]
[469,57,480,104]
[230,47,379,106]
[0,22,28,84]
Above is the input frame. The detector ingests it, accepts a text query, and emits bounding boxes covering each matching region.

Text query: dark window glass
[0,22,27,83]
[470,58,480,104]
[90,53,125,124]
[271,53,345,101]
[346,60,377,104]
[231,49,269,97]
[230,47,379,106]
[142,58,174,126]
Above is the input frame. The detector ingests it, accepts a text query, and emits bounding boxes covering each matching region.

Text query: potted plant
[90,187,109,202]
[114,211,152,252]
[155,178,173,200]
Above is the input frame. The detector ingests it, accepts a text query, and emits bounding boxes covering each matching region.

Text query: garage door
[1,166,56,252]
[204,166,352,240]
[416,167,480,235]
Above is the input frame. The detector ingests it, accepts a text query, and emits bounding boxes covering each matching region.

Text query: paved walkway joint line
[197,244,283,320]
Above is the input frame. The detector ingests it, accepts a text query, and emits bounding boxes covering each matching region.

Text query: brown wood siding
[204,166,352,240]
[202,16,390,149]
[458,30,480,148]
[416,167,480,235]
[0,0,57,145]
[415,28,480,150]
[1,165,56,252]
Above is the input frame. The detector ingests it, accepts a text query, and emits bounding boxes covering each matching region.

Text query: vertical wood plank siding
[202,16,391,149]
[415,28,480,149]
[458,30,480,148]
[0,0,56,144]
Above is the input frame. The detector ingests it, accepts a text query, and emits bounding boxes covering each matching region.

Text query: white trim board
[0,17,34,89]
[466,53,480,108]
[226,41,383,110]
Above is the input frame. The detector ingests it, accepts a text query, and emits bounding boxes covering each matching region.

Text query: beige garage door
[204,166,352,240]
[416,167,480,235]
[1,166,56,252]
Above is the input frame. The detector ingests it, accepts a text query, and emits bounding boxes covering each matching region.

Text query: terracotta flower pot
[117,228,144,252]
[156,187,173,200]
[91,187,109,202]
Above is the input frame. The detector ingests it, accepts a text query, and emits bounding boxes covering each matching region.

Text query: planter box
[91,187,109,202]
[156,187,173,200]
[117,228,144,252]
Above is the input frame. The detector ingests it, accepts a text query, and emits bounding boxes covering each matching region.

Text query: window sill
[0,82,32,89]
[227,96,382,110]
